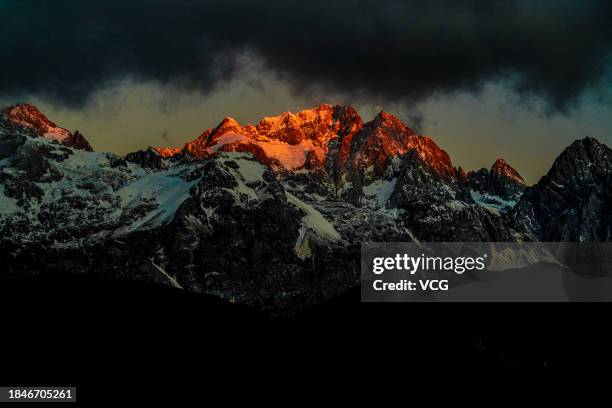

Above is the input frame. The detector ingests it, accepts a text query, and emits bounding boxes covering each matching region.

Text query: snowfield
[470,190,518,214]
[286,192,341,242]
[362,178,398,209]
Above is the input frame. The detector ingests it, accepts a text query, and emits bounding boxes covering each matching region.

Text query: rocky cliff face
[489,159,527,199]
[510,137,612,241]
[467,159,526,199]
[1,104,93,151]
[0,106,411,312]
[389,150,516,242]
[3,103,609,312]
[465,159,526,214]
[146,104,468,205]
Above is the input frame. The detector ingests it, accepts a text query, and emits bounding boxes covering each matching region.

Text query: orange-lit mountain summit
[2,102,611,312]
[154,104,459,179]
[138,103,523,203]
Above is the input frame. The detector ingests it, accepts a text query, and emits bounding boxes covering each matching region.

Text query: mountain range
[1,103,610,312]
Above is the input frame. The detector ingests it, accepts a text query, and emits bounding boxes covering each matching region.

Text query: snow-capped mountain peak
[466,158,527,207]
[1,103,71,142]
[491,158,526,185]
[0,103,93,151]
[2,101,612,313]
[147,104,467,192]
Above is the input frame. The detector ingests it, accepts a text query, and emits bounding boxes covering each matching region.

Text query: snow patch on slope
[207,132,251,153]
[259,139,323,169]
[470,190,517,215]
[363,178,397,209]
[286,192,341,242]
[0,184,18,215]
[221,153,266,183]
[218,153,268,203]
[114,167,200,234]
[207,132,323,170]
[0,159,18,216]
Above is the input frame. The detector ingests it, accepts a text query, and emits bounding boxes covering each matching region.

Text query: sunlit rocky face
[4,74,612,186]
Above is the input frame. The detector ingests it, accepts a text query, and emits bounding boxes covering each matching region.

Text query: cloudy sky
[1,0,611,184]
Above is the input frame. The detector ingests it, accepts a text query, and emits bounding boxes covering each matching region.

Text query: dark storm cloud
[1,0,611,112]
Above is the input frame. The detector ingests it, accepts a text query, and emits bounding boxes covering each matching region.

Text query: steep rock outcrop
[510,137,612,241]
[1,104,93,151]
[389,150,516,241]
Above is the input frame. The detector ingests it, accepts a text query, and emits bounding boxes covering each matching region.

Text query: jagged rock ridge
[510,137,612,241]
[2,103,610,312]
[465,158,526,214]
[135,104,501,208]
